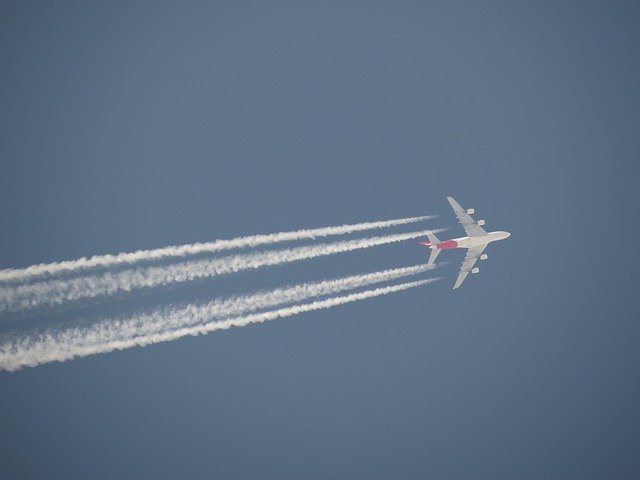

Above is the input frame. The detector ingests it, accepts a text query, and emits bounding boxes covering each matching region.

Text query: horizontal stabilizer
[425,230,441,245]
[428,248,440,266]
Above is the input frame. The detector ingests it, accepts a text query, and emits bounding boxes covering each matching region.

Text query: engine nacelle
[480,254,488,260]
[466,208,475,214]
[477,219,485,226]
[471,267,479,274]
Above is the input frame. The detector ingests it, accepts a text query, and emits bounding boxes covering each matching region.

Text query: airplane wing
[446,197,487,237]
[453,244,487,289]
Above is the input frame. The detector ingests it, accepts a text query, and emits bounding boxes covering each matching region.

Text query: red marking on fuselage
[436,240,458,249]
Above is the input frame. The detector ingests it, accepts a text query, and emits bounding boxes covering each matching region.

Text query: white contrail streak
[0,215,434,283]
[0,277,438,371]
[77,264,437,348]
[0,265,436,368]
[0,229,443,314]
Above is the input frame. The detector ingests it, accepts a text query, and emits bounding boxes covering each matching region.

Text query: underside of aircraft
[420,197,510,289]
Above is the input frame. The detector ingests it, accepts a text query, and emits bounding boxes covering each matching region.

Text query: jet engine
[471,267,479,274]
[466,208,475,214]
[480,254,488,260]
[477,219,485,226]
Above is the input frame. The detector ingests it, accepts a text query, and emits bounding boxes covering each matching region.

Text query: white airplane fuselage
[422,231,510,250]
[423,196,510,288]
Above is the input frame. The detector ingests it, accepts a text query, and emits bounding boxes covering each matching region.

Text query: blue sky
[1,2,639,478]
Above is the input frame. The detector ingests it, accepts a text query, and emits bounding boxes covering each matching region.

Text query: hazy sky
[1,2,639,479]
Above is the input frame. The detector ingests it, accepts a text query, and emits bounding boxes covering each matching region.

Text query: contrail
[0,229,443,314]
[23,264,438,347]
[0,264,436,369]
[0,215,434,283]
[0,277,438,371]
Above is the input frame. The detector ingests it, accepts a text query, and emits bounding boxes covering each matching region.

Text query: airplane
[420,197,510,289]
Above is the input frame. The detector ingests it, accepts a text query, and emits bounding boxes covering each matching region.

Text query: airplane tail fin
[428,248,441,265]
[424,230,442,265]
[425,230,440,245]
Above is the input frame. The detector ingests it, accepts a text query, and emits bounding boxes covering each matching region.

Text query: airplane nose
[505,232,511,238]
